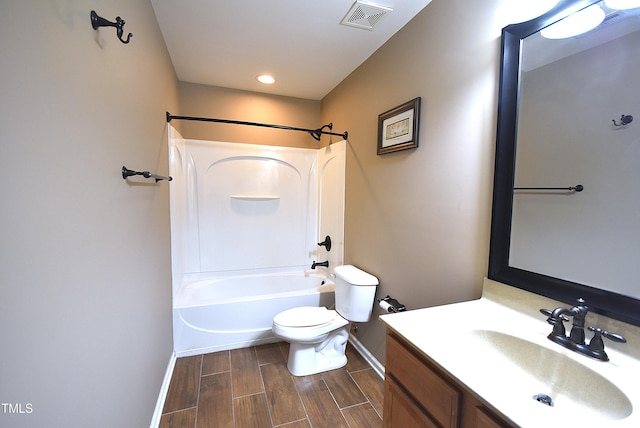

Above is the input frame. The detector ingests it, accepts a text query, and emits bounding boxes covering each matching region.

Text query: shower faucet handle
[317,236,332,251]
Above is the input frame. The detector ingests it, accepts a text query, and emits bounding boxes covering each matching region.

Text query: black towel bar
[514,185,583,192]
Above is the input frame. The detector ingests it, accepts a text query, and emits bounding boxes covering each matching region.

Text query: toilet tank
[334,265,379,322]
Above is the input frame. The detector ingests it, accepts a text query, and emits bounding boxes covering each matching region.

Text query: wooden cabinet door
[476,407,511,428]
[385,333,461,427]
[383,377,439,428]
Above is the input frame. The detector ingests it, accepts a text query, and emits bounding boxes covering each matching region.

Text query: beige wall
[177,82,322,148]
[321,0,502,362]
[0,1,178,427]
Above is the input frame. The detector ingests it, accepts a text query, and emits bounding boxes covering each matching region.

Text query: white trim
[348,333,385,380]
[149,352,177,428]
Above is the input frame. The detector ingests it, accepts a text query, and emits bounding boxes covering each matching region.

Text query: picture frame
[377,97,421,155]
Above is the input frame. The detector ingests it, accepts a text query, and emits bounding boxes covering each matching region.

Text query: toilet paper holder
[377,295,406,313]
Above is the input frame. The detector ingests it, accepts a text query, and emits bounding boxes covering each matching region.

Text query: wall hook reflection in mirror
[122,166,172,183]
[612,114,633,127]
[90,10,132,44]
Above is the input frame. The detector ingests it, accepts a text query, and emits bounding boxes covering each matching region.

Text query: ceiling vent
[341,1,392,31]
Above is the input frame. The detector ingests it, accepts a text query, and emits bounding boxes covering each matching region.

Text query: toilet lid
[274,306,333,328]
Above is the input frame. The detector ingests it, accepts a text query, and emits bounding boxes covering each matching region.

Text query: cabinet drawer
[386,333,461,427]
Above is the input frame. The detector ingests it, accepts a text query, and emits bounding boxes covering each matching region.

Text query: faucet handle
[588,326,627,344]
[587,327,626,361]
[540,309,568,337]
[540,308,569,321]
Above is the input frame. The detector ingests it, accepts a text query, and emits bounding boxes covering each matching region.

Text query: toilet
[272,265,379,376]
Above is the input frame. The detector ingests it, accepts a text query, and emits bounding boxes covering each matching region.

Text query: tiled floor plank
[296,378,349,428]
[256,343,285,365]
[344,346,369,372]
[159,408,196,428]
[292,372,323,386]
[163,355,201,413]
[202,350,230,375]
[234,393,272,428]
[342,403,383,428]
[277,419,311,428]
[231,347,264,397]
[278,342,289,361]
[197,373,233,428]
[261,361,307,425]
[322,368,367,408]
[350,368,384,416]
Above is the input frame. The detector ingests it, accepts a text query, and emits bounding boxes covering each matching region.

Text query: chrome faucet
[540,298,626,361]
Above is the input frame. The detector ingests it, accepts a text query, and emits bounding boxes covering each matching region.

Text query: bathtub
[173,271,335,356]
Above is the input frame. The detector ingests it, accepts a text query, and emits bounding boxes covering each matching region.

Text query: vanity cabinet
[383,332,514,428]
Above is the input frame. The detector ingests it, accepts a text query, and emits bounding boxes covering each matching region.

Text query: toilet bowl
[272,265,379,376]
[273,306,350,375]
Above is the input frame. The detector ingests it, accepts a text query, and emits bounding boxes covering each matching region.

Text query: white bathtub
[173,271,335,356]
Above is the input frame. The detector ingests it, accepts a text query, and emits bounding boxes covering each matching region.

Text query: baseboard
[348,333,385,380]
[149,352,177,428]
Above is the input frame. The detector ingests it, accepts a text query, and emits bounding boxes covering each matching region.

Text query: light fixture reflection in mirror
[605,0,640,9]
[540,4,605,38]
[494,0,561,27]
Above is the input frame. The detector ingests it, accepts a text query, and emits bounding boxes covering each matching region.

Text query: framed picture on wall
[377,97,421,155]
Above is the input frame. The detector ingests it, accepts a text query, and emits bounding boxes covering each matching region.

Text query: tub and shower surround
[168,126,346,355]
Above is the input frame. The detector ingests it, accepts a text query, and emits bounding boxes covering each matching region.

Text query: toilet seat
[273,306,333,328]
[273,307,349,345]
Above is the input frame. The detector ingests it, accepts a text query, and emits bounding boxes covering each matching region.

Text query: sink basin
[465,330,632,421]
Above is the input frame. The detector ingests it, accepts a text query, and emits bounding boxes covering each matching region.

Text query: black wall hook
[91,10,132,44]
[122,166,172,183]
[612,114,633,127]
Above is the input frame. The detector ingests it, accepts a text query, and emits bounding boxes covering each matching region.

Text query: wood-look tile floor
[160,342,384,428]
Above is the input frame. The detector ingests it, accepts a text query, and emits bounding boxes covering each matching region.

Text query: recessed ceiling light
[256,74,275,85]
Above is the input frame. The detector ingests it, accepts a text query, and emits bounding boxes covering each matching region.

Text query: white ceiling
[151,0,433,100]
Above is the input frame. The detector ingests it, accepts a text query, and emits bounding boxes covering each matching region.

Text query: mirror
[489,0,640,327]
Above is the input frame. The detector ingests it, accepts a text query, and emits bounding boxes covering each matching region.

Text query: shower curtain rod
[166,112,348,141]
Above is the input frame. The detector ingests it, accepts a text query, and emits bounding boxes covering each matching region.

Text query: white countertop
[380,278,640,427]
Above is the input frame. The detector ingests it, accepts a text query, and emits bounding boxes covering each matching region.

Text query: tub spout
[311,260,329,269]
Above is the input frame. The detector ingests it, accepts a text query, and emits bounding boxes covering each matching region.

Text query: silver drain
[533,393,554,407]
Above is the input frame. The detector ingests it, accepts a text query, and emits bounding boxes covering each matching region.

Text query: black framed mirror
[489,0,640,326]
